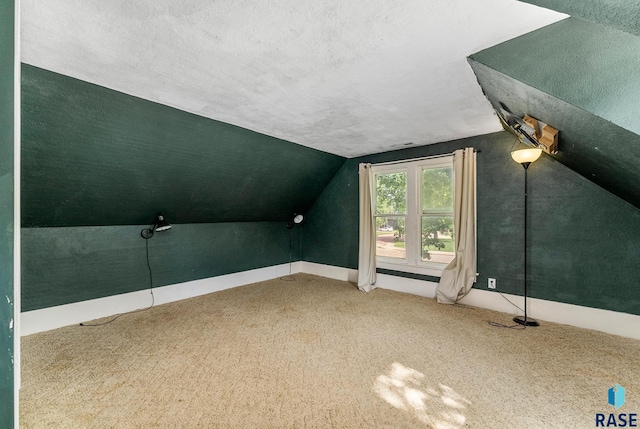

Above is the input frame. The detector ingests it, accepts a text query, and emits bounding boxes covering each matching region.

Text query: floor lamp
[284,213,305,278]
[511,148,542,327]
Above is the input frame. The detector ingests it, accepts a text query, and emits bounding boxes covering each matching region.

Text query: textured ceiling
[20,0,564,158]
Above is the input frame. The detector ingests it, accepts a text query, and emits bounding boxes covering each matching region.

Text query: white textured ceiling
[20,0,565,157]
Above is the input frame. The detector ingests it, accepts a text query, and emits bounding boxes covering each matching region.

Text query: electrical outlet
[488,278,496,289]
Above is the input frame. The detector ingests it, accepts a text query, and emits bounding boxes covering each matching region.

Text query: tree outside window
[421,167,454,262]
[372,158,455,268]
[374,171,407,259]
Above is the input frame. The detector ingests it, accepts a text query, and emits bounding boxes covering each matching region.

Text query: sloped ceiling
[469,17,640,209]
[520,0,640,36]
[20,0,565,158]
[21,64,346,227]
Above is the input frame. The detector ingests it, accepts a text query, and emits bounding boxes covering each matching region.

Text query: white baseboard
[457,288,640,340]
[298,261,358,283]
[21,261,640,341]
[299,261,440,298]
[292,262,640,340]
[21,262,301,336]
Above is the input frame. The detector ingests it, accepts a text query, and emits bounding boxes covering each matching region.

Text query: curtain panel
[357,163,377,292]
[436,147,477,303]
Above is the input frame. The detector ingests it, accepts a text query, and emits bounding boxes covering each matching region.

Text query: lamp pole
[511,149,542,327]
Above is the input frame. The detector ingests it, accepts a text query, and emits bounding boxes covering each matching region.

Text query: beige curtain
[357,163,377,292]
[436,148,477,304]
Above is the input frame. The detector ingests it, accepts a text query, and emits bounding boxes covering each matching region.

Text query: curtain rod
[368,148,479,167]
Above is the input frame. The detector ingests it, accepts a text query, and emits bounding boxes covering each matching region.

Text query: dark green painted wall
[520,0,640,36]
[0,0,15,425]
[464,15,640,315]
[303,132,640,316]
[21,64,345,227]
[469,18,640,210]
[301,159,359,270]
[20,65,339,313]
[22,222,300,311]
[471,18,640,135]
[469,60,640,210]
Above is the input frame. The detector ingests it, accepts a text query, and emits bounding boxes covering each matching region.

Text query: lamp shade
[141,213,172,239]
[286,213,305,229]
[155,214,172,232]
[511,148,543,165]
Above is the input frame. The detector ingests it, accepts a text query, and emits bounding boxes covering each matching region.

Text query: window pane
[421,216,455,264]
[376,217,406,260]
[375,172,406,215]
[422,167,453,212]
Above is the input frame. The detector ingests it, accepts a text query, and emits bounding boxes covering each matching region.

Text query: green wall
[0,0,15,425]
[520,0,640,36]
[471,18,640,135]
[469,18,640,211]
[21,65,337,312]
[303,132,640,316]
[22,223,301,311]
[21,64,345,227]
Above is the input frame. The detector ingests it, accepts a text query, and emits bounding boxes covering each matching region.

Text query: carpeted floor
[20,274,640,428]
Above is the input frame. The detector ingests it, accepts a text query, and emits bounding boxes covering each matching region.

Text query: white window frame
[372,155,454,277]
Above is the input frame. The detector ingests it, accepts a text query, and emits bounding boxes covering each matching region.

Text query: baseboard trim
[292,262,640,340]
[299,261,440,297]
[457,288,640,340]
[21,262,302,336]
[298,261,358,283]
[21,262,640,340]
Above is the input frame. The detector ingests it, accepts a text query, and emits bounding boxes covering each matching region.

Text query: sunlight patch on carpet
[373,362,471,428]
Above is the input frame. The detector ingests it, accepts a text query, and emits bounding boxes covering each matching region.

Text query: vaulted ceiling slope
[20,0,565,158]
[520,0,640,36]
[22,65,345,227]
[469,17,640,209]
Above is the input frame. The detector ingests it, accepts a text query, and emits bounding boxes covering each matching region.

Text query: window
[374,170,407,260]
[373,156,455,276]
[420,165,454,264]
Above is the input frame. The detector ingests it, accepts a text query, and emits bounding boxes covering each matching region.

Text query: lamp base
[513,316,540,327]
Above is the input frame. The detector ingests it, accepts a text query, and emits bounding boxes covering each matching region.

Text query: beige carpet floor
[20,274,640,428]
